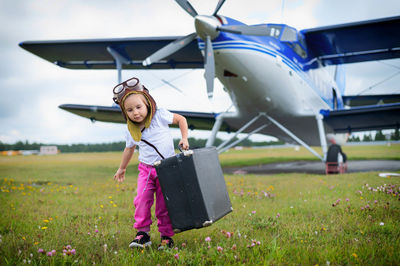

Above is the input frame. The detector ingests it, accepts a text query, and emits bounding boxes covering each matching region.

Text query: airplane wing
[320,103,400,132]
[58,104,231,131]
[301,16,400,65]
[342,94,400,107]
[19,37,203,69]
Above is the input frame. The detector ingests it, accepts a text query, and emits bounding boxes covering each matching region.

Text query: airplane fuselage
[198,16,345,145]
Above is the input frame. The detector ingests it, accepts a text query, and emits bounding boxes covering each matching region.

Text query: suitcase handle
[178,144,194,157]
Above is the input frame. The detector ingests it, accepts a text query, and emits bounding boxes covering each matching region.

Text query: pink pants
[133,163,174,237]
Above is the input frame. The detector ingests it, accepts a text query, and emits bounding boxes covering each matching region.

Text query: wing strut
[316,114,328,158]
[107,47,130,83]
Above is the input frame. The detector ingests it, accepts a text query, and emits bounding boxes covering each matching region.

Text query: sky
[1,0,399,145]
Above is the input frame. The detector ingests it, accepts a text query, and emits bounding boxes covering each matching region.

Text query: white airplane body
[19,0,400,159]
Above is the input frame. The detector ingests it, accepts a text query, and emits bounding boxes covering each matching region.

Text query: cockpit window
[280,26,297,42]
[280,26,308,59]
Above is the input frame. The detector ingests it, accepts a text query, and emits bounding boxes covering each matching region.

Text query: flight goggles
[112,77,146,104]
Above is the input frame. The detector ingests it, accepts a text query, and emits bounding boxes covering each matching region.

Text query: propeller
[142,0,274,99]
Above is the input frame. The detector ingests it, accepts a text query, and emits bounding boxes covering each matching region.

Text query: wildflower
[71,249,76,255]
[43,220,49,223]
[95,229,99,233]
[46,252,53,257]
[205,236,211,242]
[231,244,237,250]
[41,227,47,230]
[174,253,179,260]
[38,248,44,254]
[352,253,358,258]
[217,246,223,252]
[181,242,186,248]
[379,222,384,226]
[251,210,256,214]
[276,213,280,218]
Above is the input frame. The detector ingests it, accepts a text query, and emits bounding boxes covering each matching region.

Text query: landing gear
[207,112,325,161]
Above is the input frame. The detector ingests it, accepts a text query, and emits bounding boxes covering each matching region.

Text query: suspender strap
[141,139,165,160]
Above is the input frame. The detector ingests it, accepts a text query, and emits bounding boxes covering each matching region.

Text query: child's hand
[114,168,126,183]
[179,138,189,150]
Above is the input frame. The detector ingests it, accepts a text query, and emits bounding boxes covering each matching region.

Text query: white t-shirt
[125,108,175,165]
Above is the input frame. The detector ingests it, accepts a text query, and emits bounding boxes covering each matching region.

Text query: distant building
[1,151,20,156]
[40,146,58,155]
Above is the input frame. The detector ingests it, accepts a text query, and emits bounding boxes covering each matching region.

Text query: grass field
[0,145,399,265]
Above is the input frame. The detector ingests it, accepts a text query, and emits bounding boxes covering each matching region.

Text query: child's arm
[114,146,136,183]
[172,113,189,150]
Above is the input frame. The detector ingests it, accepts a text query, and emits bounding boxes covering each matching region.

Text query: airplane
[19,0,400,161]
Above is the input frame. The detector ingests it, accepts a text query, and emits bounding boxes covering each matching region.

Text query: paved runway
[224,160,400,175]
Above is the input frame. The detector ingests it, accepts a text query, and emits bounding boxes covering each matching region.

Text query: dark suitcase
[154,147,232,233]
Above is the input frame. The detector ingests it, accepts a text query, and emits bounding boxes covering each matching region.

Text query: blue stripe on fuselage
[198,16,337,108]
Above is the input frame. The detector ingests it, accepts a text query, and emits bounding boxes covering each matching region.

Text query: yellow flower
[108,196,112,199]
[352,253,358,258]
[43,219,49,223]
[34,242,39,245]
[113,204,117,207]
[41,227,48,230]
[22,236,26,241]
[100,205,104,208]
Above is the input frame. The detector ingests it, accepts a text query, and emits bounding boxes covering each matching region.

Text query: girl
[113,77,189,250]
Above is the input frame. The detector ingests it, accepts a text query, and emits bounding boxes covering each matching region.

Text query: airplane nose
[194,15,220,41]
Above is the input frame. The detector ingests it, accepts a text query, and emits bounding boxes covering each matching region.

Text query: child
[112,77,189,250]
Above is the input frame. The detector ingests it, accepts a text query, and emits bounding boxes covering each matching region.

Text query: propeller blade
[143,33,197,66]
[175,0,198,17]
[212,0,226,16]
[204,35,215,99]
[218,24,272,36]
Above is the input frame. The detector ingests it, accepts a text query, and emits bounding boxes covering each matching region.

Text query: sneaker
[158,236,174,250]
[129,231,152,248]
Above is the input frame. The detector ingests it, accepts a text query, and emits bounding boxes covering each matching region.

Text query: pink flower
[276,213,280,218]
[51,250,56,255]
[95,229,99,233]
[174,253,179,260]
[71,249,76,255]
[38,248,44,254]
[205,236,211,242]
[46,252,53,257]
[217,246,223,252]
[252,210,256,214]
[66,245,72,250]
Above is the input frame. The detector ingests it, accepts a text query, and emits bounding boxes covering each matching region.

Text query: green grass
[0,145,399,265]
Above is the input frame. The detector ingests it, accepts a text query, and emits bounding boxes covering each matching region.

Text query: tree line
[0,137,284,153]
[347,129,399,142]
